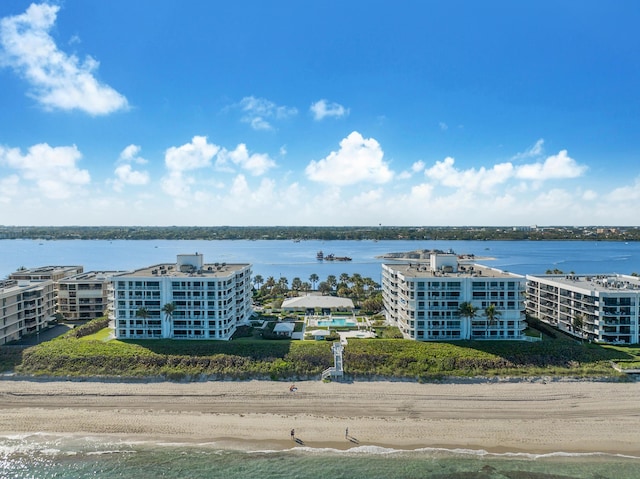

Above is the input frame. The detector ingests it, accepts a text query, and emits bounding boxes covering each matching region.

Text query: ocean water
[1,435,638,479]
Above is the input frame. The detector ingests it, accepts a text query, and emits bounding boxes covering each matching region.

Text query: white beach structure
[382,253,526,341]
[112,253,252,340]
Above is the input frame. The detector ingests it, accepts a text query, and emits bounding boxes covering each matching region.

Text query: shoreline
[1,380,638,456]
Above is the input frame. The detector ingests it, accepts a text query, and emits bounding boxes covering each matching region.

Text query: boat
[316,251,324,260]
[324,254,352,261]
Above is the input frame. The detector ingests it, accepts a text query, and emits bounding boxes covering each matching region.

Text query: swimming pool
[315,318,358,327]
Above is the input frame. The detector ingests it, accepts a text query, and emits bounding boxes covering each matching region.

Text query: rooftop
[384,262,521,280]
[527,274,640,292]
[60,271,127,282]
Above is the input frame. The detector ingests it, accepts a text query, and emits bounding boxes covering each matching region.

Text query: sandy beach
[0,379,638,455]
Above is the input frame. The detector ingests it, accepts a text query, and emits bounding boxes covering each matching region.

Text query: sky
[1,1,639,227]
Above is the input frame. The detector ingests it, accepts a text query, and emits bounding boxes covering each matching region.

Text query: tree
[318,281,332,295]
[309,273,319,290]
[253,275,264,290]
[291,277,303,292]
[326,275,337,291]
[484,303,501,338]
[458,301,478,338]
[162,302,175,337]
[339,273,350,286]
[572,313,584,342]
[278,276,289,292]
[135,307,149,337]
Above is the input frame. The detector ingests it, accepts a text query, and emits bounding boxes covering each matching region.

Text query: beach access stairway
[321,342,345,381]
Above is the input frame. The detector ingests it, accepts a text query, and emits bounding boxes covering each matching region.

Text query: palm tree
[291,277,303,292]
[572,313,584,342]
[458,301,478,339]
[326,275,337,291]
[350,273,363,288]
[309,273,319,290]
[162,302,175,337]
[264,276,276,293]
[339,273,350,286]
[253,274,264,290]
[135,307,149,337]
[484,303,501,338]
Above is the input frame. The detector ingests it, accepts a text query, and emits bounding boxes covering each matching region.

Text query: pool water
[316,318,358,327]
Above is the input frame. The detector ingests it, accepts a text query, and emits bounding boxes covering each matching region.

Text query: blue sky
[1,1,639,226]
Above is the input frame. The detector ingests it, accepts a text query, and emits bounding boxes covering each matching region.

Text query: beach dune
[0,379,638,455]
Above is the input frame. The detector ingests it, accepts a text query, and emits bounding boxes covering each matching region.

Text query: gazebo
[273,322,295,338]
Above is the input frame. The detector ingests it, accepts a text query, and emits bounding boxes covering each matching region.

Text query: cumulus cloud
[423,145,587,194]
[515,150,586,180]
[162,136,220,204]
[239,96,297,130]
[425,157,514,192]
[0,3,128,115]
[310,99,349,120]
[397,160,426,180]
[0,143,90,199]
[111,144,149,191]
[216,144,276,176]
[607,177,640,202]
[0,174,20,203]
[305,131,394,186]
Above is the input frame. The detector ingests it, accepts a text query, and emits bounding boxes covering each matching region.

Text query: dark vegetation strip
[11,319,635,381]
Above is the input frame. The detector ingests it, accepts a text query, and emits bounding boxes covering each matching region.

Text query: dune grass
[13,317,637,381]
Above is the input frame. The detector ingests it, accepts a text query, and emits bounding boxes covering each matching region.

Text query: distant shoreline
[1,225,637,242]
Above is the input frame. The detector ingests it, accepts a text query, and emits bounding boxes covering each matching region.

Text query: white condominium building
[113,253,253,340]
[526,274,640,344]
[9,265,84,283]
[382,253,526,341]
[58,272,123,321]
[0,279,56,345]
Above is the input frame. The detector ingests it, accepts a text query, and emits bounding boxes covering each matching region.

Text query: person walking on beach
[345,427,348,439]
[291,428,295,440]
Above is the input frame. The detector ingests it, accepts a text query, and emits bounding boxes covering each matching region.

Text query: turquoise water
[1,435,638,479]
[316,318,357,327]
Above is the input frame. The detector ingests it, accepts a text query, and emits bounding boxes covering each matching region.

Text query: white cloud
[0,3,128,115]
[162,136,220,204]
[239,96,297,130]
[0,174,19,203]
[165,136,219,172]
[310,99,349,120]
[439,122,448,131]
[113,164,149,191]
[216,144,276,176]
[607,177,640,202]
[118,144,147,164]
[305,131,394,186]
[512,139,544,160]
[0,143,90,199]
[515,150,586,180]
[397,160,425,180]
[110,144,150,191]
[423,146,587,195]
[424,157,514,192]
